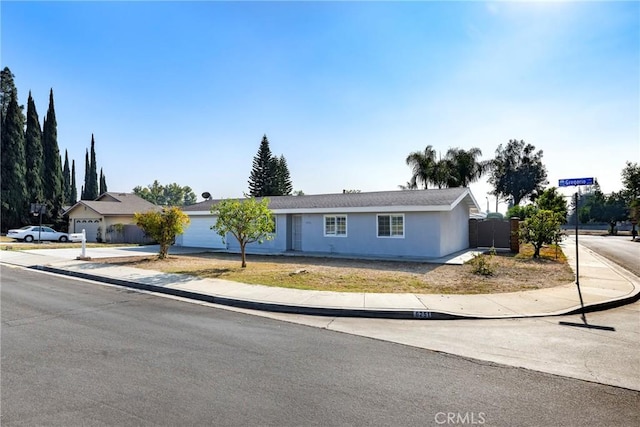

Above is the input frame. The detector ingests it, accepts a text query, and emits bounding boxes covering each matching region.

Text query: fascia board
[185,211,217,216]
[450,189,482,213]
[186,206,456,216]
[464,189,482,212]
[270,206,449,214]
[66,202,103,217]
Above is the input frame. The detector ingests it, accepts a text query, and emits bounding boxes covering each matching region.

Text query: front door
[292,215,302,251]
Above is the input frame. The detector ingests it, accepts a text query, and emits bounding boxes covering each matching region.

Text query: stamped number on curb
[413,311,432,319]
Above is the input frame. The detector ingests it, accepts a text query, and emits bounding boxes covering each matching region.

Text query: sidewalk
[1,241,638,319]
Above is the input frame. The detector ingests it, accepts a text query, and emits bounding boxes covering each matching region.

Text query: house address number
[413,311,432,319]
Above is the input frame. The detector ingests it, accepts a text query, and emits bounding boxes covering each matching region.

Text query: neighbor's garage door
[181,217,226,248]
[74,219,101,242]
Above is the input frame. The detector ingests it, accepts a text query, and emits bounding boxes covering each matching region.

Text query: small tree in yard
[518,209,564,258]
[134,207,190,259]
[211,197,274,268]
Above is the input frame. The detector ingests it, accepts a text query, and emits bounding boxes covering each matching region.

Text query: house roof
[64,192,160,216]
[183,188,481,215]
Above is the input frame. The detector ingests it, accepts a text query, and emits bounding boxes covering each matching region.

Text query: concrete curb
[32,265,640,321]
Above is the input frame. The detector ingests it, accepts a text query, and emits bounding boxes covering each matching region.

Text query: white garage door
[74,219,101,242]
[180,217,226,249]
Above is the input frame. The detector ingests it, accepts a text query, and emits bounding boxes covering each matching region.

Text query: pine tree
[248,134,277,197]
[41,89,64,224]
[99,168,108,194]
[70,160,77,203]
[63,150,72,204]
[274,155,293,196]
[83,134,99,200]
[0,86,27,231]
[25,91,44,205]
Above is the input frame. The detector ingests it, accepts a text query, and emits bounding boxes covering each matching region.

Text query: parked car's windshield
[18,226,33,230]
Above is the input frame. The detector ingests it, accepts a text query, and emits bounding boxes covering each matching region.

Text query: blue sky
[2,1,638,211]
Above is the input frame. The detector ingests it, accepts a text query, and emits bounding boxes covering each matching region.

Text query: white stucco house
[176,188,481,259]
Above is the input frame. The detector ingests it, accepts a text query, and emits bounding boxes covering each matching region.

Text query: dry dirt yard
[98,244,575,294]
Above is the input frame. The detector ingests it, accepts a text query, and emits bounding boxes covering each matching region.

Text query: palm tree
[406,146,488,189]
[432,157,456,189]
[405,145,439,189]
[398,181,417,190]
[445,147,488,187]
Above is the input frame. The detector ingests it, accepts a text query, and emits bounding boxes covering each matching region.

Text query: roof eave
[450,188,481,213]
[64,201,103,216]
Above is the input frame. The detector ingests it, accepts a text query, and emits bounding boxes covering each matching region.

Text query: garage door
[180,217,226,249]
[74,219,101,242]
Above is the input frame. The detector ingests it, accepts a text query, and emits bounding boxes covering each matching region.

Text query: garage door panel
[182,217,225,248]
[74,219,101,242]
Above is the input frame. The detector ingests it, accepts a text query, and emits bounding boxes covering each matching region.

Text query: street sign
[558,177,594,187]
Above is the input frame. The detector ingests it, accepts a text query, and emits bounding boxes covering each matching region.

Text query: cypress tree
[63,150,71,204]
[99,168,107,194]
[248,135,277,197]
[83,134,99,200]
[71,159,77,203]
[0,67,22,122]
[0,86,27,231]
[82,149,90,200]
[89,134,98,196]
[25,91,44,205]
[41,89,64,225]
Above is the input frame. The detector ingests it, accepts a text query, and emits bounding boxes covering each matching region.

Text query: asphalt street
[259,301,640,391]
[2,266,639,426]
[574,234,640,277]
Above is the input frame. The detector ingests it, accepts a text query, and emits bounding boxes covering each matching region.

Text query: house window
[377,214,404,238]
[324,215,347,237]
[270,216,277,234]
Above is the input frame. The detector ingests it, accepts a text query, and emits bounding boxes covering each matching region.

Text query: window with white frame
[377,214,404,238]
[324,215,347,236]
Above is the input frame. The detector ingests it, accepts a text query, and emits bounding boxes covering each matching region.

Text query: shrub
[467,253,495,276]
[134,207,190,259]
[518,209,564,258]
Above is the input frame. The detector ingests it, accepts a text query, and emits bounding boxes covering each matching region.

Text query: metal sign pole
[574,192,586,324]
[559,180,615,331]
[559,178,594,325]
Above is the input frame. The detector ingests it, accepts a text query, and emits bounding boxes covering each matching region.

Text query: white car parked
[7,226,70,242]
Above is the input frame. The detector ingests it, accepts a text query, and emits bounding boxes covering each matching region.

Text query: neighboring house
[64,192,160,243]
[177,188,481,259]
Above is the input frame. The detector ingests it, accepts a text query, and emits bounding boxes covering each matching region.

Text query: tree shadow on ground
[99,252,445,275]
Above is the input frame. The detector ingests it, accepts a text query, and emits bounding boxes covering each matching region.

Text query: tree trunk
[241,242,247,268]
[159,243,168,259]
[533,244,541,258]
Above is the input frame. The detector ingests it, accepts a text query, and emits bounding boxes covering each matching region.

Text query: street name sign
[558,176,596,325]
[558,177,594,187]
